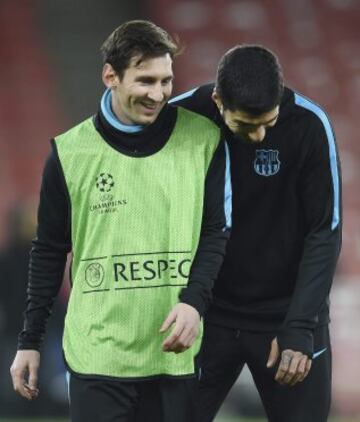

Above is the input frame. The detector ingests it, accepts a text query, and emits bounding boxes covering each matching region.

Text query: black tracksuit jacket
[172,84,342,357]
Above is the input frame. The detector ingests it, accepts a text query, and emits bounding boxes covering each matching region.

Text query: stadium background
[0,0,359,420]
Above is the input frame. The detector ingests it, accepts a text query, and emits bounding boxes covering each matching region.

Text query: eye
[161,78,173,86]
[242,124,255,131]
[136,77,155,85]
[140,79,152,85]
[235,123,254,131]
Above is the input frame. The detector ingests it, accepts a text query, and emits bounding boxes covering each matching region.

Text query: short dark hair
[101,20,181,79]
[216,45,284,115]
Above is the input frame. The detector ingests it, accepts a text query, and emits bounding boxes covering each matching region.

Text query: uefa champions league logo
[90,173,127,214]
[95,173,115,192]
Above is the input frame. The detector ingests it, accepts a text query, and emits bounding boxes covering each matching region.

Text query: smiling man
[105,54,174,125]
[10,21,231,422]
[172,45,342,422]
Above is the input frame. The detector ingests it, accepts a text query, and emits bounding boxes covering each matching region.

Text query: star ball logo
[95,173,114,193]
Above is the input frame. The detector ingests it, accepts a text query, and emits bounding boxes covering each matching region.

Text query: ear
[102,63,119,89]
[211,90,223,114]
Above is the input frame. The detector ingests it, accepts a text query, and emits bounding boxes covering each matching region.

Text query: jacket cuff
[179,288,207,317]
[17,330,43,352]
[277,327,314,358]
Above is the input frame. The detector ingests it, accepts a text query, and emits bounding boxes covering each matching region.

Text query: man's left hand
[160,303,200,353]
[266,337,312,386]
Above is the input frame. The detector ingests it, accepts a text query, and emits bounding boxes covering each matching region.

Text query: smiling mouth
[140,102,159,111]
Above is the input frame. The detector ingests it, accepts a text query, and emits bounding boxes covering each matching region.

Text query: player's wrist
[277,327,314,358]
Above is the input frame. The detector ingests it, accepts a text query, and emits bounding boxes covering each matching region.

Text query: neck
[101,88,144,133]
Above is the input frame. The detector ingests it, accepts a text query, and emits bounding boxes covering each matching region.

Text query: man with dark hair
[10,20,231,422]
[172,44,341,422]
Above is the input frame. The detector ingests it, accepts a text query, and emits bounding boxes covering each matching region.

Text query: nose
[248,126,266,142]
[147,84,164,102]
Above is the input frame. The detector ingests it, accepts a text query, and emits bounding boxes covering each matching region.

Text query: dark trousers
[197,323,331,422]
[69,374,197,422]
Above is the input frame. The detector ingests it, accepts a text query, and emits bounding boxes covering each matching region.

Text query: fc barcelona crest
[254,149,281,177]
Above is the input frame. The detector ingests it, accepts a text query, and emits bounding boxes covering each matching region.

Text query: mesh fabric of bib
[55,107,220,378]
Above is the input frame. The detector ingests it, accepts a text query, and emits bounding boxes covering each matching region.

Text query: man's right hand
[266,337,312,386]
[10,350,40,400]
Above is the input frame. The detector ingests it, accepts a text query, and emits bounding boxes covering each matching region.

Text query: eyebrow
[134,75,173,82]
[233,114,279,126]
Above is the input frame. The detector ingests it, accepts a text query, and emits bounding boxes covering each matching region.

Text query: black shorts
[69,374,197,422]
[196,322,331,422]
